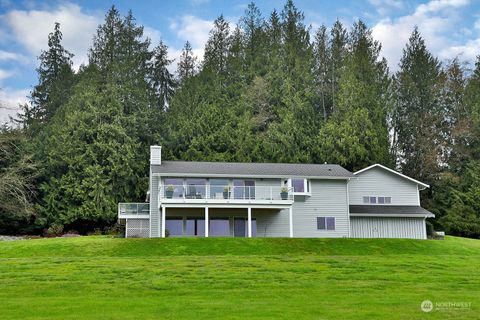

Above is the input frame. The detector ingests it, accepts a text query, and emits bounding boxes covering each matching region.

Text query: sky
[0,0,479,122]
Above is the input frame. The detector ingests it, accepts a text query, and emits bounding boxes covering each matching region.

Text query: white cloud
[170,15,213,49]
[0,87,29,124]
[372,0,473,71]
[4,3,102,69]
[0,50,27,62]
[369,0,404,16]
[0,69,14,81]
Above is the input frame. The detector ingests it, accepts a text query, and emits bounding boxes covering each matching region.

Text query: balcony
[118,203,150,218]
[159,184,294,206]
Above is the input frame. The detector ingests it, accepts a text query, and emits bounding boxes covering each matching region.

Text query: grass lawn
[0,236,479,319]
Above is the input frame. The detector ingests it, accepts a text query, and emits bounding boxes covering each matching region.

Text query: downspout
[346,178,351,238]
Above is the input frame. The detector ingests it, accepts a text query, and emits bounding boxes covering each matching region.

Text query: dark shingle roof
[152,161,354,178]
[349,205,434,217]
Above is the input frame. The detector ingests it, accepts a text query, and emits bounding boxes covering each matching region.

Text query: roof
[349,205,435,218]
[354,164,430,189]
[152,161,354,179]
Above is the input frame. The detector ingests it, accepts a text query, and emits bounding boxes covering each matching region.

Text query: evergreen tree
[203,15,231,75]
[313,25,330,120]
[149,41,176,109]
[21,22,74,131]
[177,41,197,83]
[392,27,444,184]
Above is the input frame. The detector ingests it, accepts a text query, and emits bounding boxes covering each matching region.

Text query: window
[292,179,305,193]
[164,178,184,198]
[210,179,229,199]
[287,178,310,194]
[233,180,255,199]
[165,219,183,236]
[209,218,230,236]
[317,217,335,230]
[363,196,392,204]
[185,179,206,199]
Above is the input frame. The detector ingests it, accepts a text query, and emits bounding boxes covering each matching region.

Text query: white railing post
[205,207,209,237]
[247,207,252,238]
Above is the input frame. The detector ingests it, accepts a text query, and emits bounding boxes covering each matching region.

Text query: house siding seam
[348,167,420,206]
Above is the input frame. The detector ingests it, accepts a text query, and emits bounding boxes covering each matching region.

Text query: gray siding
[349,167,419,205]
[256,210,290,237]
[150,175,160,237]
[291,180,350,238]
[350,217,426,239]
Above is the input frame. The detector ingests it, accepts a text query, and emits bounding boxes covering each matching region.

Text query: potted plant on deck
[280,186,289,200]
[223,186,231,199]
[165,185,175,199]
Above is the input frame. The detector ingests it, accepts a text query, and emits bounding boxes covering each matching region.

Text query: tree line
[0,1,479,237]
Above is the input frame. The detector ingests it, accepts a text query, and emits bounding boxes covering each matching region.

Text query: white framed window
[363,196,392,204]
[284,178,310,195]
[317,217,335,230]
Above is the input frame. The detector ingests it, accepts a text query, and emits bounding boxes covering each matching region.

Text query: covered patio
[160,205,293,238]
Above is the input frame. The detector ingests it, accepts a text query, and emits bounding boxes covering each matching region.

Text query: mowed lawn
[0,236,479,319]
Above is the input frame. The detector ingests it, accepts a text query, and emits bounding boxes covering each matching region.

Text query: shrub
[46,224,64,237]
[104,224,121,236]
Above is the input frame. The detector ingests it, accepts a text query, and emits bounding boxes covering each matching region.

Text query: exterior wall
[350,217,426,239]
[150,175,161,237]
[126,218,150,238]
[348,167,420,205]
[291,179,350,238]
[256,209,290,237]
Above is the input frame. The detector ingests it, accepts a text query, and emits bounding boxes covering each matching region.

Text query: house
[118,146,434,239]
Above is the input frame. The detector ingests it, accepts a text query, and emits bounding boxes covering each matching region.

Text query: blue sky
[0,0,479,122]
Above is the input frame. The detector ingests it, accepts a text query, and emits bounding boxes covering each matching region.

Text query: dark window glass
[326,217,335,230]
[378,197,385,204]
[165,219,183,236]
[233,180,255,199]
[317,217,326,230]
[196,219,205,236]
[234,218,246,237]
[164,178,184,198]
[370,196,377,204]
[185,219,195,236]
[185,179,206,199]
[292,179,305,193]
[210,179,229,199]
[210,219,230,236]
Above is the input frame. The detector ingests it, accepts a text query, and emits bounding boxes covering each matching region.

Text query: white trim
[354,164,429,189]
[205,207,209,237]
[346,178,351,237]
[247,207,252,238]
[350,213,434,218]
[423,217,427,239]
[289,207,293,238]
[161,206,166,238]
[160,203,293,209]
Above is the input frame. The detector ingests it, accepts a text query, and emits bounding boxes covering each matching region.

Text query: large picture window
[286,178,310,194]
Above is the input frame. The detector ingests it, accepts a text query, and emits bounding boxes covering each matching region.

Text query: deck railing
[118,203,150,216]
[160,184,294,201]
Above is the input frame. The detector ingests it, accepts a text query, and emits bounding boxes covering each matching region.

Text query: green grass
[0,236,479,319]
